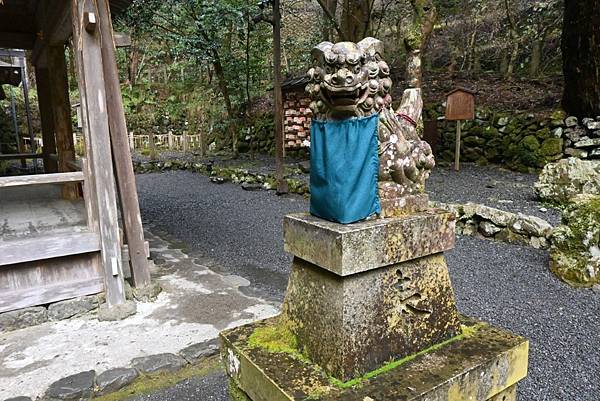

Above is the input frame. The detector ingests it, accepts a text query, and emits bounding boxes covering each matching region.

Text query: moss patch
[93,355,221,401]
[247,321,308,361]
[328,323,486,389]
[550,195,600,286]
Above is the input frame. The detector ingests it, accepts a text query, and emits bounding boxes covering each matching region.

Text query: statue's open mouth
[322,83,369,109]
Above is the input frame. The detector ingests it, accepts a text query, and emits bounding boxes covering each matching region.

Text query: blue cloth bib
[309,114,381,224]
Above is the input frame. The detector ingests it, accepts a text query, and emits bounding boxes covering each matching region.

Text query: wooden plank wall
[0,253,103,313]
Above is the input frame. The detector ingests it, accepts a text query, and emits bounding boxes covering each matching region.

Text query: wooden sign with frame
[445,87,475,171]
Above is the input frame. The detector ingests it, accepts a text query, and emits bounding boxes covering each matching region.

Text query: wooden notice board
[445,88,475,121]
[445,88,475,171]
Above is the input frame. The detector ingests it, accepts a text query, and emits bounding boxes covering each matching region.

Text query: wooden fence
[74,132,204,153]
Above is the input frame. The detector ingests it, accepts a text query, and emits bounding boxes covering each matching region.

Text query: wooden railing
[0,171,84,188]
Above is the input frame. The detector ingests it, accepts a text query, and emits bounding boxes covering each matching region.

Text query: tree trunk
[341,0,371,42]
[404,0,437,88]
[562,0,600,118]
[211,53,237,154]
[321,0,338,41]
[506,40,519,78]
[529,38,543,77]
[503,0,520,79]
[273,0,287,194]
[499,48,508,75]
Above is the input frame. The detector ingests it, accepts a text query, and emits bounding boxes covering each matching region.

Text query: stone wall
[562,116,600,159]
[425,105,600,172]
[283,90,312,149]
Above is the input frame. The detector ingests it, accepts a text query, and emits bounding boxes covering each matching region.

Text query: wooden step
[0,171,84,188]
[0,231,101,266]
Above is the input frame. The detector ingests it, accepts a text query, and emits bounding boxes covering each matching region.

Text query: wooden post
[168,132,174,150]
[96,0,151,287]
[454,120,462,171]
[18,56,37,173]
[273,0,288,194]
[35,66,59,173]
[48,45,78,198]
[129,132,134,150]
[182,132,188,153]
[71,0,126,306]
[148,131,156,158]
[9,87,26,169]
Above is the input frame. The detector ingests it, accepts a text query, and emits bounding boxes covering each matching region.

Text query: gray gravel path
[427,164,562,225]
[136,152,561,225]
[135,170,599,401]
[137,171,306,300]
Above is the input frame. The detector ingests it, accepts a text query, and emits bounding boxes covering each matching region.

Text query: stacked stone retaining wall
[425,105,600,172]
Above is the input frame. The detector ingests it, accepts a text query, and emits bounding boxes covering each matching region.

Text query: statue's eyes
[353,65,361,74]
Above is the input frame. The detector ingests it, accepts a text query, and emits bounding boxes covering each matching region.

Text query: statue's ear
[311,41,334,63]
[357,37,384,58]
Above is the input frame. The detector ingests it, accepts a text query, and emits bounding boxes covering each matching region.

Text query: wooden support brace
[96,0,151,287]
[71,0,126,307]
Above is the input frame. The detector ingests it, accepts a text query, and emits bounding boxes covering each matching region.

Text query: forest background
[2,0,595,158]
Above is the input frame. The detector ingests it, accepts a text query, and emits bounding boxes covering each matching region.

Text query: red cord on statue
[396,113,417,127]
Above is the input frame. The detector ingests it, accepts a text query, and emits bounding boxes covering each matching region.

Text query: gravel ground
[135,152,561,225]
[137,171,306,300]
[135,170,598,401]
[427,163,562,225]
[124,372,229,401]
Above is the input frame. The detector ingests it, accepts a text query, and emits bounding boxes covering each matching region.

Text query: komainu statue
[306,37,435,216]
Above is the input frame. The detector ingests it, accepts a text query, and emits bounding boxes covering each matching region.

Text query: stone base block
[221,317,529,401]
[283,209,455,276]
[282,254,461,380]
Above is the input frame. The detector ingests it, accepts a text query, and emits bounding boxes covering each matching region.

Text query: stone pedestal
[221,210,529,400]
[222,317,528,401]
[282,211,460,380]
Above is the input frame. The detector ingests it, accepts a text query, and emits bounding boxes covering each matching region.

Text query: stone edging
[4,338,220,401]
[432,202,554,249]
[133,159,310,195]
[0,283,161,334]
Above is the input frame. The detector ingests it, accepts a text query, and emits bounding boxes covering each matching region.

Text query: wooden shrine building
[0,0,151,314]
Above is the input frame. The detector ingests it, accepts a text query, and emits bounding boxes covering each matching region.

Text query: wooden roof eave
[0,0,132,64]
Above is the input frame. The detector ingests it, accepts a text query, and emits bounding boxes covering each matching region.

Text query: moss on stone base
[247,318,305,360]
[328,323,484,390]
[221,316,529,401]
[550,195,600,286]
[245,317,485,391]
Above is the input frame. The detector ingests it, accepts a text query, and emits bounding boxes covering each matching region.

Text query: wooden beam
[0,32,36,49]
[0,232,100,266]
[0,153,42,160]
[97,0,151,287]
[71,0,126,308]
[31,0,72,67]
[0,171,84,188]
[47,0,73,44]
[0,49,25,57]
[47,45,79,199]
[35,66,59,172]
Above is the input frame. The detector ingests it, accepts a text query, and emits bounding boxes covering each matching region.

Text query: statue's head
[306,37,392,119]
